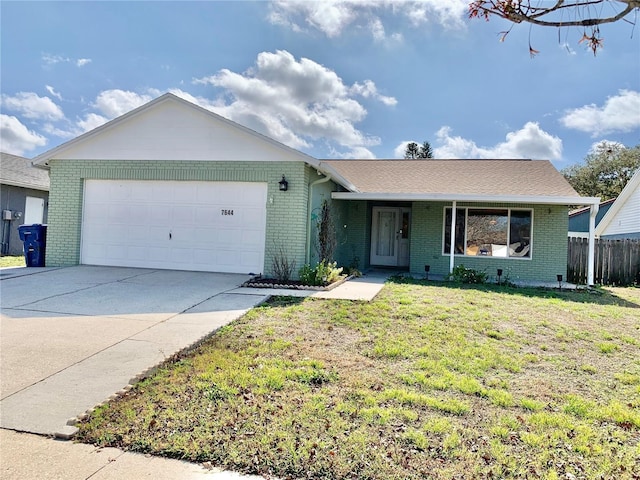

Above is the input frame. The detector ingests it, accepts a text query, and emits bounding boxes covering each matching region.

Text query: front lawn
[77,280,640,479]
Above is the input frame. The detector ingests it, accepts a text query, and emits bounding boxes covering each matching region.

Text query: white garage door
[81,180,267,274]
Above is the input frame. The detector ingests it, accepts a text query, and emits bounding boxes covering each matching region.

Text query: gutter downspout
[306,172,332,264]
[587,202,599,286]
[449,201,457,274]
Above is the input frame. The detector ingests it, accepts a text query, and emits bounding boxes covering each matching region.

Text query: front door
[370,207,411,267]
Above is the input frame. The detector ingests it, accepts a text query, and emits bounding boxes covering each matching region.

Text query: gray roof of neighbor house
[0,152,49,191]
[321,159,598,205]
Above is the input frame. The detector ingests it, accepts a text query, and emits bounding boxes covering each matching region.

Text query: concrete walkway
[229,270,388,301]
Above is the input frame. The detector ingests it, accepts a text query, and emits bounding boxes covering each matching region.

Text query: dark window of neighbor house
[443,208,532,258]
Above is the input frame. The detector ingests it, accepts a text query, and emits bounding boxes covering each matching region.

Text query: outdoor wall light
[278,175,289,191]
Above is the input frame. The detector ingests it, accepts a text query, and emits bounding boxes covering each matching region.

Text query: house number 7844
[221,209,234,216]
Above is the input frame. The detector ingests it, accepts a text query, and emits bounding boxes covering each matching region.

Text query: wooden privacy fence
[567,237,640,286]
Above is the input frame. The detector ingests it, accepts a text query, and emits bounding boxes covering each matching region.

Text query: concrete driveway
[0,266,268,437]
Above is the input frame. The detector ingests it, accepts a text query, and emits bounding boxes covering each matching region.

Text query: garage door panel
[243,208,264,224]
[241,230,263,246]
[147,246,169,262]
[82,180,267,274]
[172,183,198,202]
[194,207,219,224]
[170,206,196,226]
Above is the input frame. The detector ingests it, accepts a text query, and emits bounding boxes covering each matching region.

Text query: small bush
[446,265,488,284]
[298,260,343,286]
[271,244,296,282]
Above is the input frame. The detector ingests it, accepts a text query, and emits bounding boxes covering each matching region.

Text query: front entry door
[370,207,411,267]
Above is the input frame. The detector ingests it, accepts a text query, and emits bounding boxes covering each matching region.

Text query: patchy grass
[77,282,640,479]
[0,255,25,267]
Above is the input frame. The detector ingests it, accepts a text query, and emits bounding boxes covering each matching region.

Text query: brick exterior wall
[46,159,310,276]
[47,158,571,283]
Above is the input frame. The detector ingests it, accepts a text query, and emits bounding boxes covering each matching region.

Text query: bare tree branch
[469,0,639,54]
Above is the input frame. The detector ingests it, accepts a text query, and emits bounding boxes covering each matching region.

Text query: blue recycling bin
[18,224,47,267]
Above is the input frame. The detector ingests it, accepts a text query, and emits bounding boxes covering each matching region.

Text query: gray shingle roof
[321,159,580,197]
[1,152,50,191]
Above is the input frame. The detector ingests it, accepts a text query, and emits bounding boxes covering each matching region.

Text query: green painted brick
[332,200,570,283]
[46,160,313,277]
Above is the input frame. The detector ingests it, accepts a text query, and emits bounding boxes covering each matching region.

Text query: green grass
[0,255,25,267]
[77,281,640,479]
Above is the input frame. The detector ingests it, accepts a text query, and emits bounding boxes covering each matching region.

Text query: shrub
[298,260,344,286]
[271,244,296,282]
[446,265,488,284]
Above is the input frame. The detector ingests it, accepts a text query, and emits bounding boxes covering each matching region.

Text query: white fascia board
[595,168,640,236]
[331,192,601,205]
[32,93,320,169]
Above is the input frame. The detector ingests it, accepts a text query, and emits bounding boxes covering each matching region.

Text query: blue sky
[1,1,639,168]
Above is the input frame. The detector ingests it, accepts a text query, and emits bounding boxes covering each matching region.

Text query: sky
[1,1,639,169]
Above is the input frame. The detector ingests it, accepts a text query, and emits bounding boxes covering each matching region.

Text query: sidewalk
[0,429,264,480]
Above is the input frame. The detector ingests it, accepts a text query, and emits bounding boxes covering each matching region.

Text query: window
[443,208,532,258]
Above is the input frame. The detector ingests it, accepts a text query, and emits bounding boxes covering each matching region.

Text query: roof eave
[331,192,600,205]
[0,179,49,191]
[317,162,361,192]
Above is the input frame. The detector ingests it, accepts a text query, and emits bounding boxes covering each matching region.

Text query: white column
[449,201,457,274]
[587,202,599,286]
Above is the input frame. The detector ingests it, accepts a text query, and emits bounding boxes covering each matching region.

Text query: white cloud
[393,140,415,158]
[560,90,640,136]
[0,114,47,155]
[434,122,563,160]
[76,113,109,133]
[91,89,152,118]
[1,92,64,121]
[341,146,377,159]
[267,0,468,40]
[41,53,93,68]
[193,50,391,156]
[350,80,397,106]
[42,54,70,66]
[45,85,63,100]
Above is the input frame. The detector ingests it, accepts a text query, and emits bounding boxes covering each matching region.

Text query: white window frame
[442,207,534,260]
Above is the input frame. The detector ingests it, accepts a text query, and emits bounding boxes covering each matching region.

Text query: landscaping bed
[242,274,351,291]
[77,280,640,479]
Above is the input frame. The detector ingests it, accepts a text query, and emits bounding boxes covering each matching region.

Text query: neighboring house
[568,198,615,238]
[595,168,640,239]
[32,93,599,283]
[0,152,50,256]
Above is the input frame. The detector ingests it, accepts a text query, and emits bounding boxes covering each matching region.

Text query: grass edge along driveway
[78,280,640,480]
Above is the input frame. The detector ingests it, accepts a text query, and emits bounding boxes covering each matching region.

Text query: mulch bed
[243,275,352,291]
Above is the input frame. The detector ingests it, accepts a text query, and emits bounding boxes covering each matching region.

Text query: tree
[561,142,640,199]
[469,1,639,55]
[404,141,434,159]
